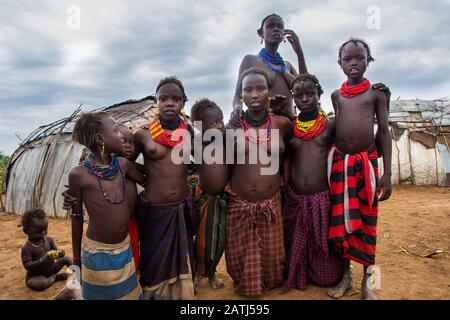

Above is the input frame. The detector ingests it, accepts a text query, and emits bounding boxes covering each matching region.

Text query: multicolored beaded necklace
[82,154,126,205]
[240,111,273,143]
[294,109,328,140]
[83,154,120,179]
[258,48,286,74]
[149,115,187,148]
[339,78,371,98]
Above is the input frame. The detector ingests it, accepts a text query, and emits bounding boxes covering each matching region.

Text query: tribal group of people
[22,13,392,300]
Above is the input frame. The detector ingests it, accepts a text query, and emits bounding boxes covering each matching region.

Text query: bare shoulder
[331,90,340,100]
[135,128,151,144]
[117,157,132,170]
[21,242,30,252]
[272,114,293,130]
[135,128,148,139]
[372,87,387,102]
[46,235,55,245]
[241,54,258,68]
[69,165,84,179]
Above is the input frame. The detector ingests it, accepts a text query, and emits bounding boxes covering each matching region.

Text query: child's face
[241,73,269,112]
[202,108,224,133]
[100,116,124,155]
[26,217,48,242]
[157,83,184,122]
[118,127,135,160]
[262,16,284,44]
[292,79,320,114]
[339,42,368,79]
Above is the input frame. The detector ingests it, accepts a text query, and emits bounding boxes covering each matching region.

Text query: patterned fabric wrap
[224,187,284,296]
[81,235,143,300]
[327,143,379,266]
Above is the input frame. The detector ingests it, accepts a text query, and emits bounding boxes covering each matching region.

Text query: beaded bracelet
[69,210,83,217]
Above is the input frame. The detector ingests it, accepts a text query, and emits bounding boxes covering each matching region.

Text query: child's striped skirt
[81,235,143,300]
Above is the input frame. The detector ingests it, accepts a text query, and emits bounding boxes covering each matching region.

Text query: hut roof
[4,96,158,217]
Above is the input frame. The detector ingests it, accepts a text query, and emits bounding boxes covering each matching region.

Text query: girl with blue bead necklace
[231,14,308,120]
[68,112,145,300]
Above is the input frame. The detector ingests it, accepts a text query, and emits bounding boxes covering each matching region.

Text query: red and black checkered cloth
[224,187,284,296]
[284,184,343,291]
[327,144,379,266]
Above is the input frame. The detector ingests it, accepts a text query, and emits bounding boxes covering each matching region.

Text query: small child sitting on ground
[21,208,72,291]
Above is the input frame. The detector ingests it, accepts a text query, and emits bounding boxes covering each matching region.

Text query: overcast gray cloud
[1,0,449,154]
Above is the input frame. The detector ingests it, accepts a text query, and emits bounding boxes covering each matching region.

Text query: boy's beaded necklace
[339,78,371,98]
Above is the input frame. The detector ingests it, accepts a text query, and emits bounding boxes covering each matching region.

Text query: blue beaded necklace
[82,154,126,205]
[258,48,286,74]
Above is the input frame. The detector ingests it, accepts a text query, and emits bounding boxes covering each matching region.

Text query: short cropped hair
[21,208,46,231]
[156,76,188,102]
[239,67,272,94]
[257,14,283,37]
[72,112,109,149]
[190,98,221,123]
[338,38,375,64]
[290,73,324,96]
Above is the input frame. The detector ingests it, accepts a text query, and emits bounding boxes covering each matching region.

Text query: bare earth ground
[0,185,449,300]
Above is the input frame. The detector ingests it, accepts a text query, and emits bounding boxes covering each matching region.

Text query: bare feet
[279,285,290,295]
[208,273,224,289]
[52,287,83,300]
[55,272,70,282]
[194,275,202,289]
[328,270,353,299]
[362,274,378,300]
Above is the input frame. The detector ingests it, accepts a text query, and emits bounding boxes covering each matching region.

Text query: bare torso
[136,128,189,205]
[76,158,130,244]
[289,119,335,194]
[238,55,295,117]
[334,88,379,154]
[21,236,55,278]
[230,115,290,201]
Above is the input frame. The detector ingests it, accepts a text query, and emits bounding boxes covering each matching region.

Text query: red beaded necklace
[339,78,371,98]
[293,109,328,140]
[149,115,187,148]
[240,114,272,143]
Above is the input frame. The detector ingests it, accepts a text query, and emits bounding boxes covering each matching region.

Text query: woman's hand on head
[284,29,303,55]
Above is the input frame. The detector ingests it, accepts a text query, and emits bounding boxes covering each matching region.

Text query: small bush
[0,154,10,194]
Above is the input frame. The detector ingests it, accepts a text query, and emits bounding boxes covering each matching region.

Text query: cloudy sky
[1,0,449,155]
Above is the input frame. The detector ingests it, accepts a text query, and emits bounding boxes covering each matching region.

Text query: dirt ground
[0,185,449,300]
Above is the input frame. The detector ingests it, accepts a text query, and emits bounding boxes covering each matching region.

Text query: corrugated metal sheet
[437,143,450,173]
[5,97,158,217]
[379,129,448,186]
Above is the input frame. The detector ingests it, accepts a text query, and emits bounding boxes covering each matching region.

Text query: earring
[101,143,105,159]
[240,98,244,104]
[260,37,263,44]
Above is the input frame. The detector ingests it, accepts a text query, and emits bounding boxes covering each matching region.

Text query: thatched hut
[5,96,157,217]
